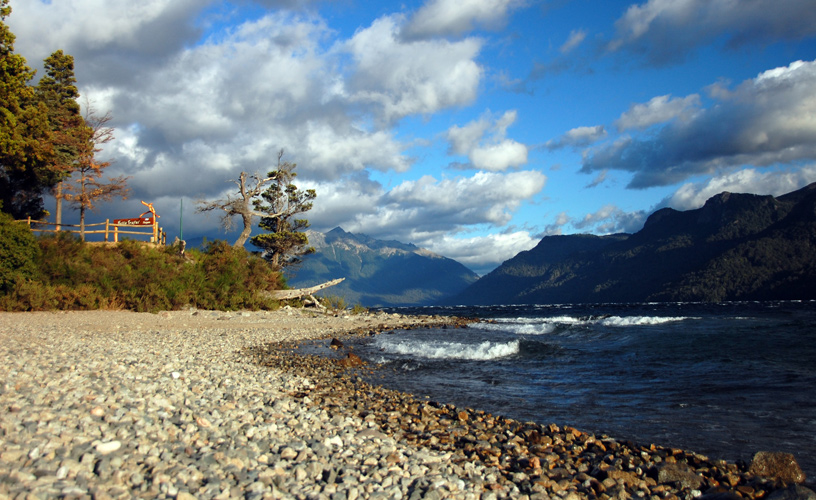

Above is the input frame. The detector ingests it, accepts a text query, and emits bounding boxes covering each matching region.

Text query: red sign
[113,217,154,226]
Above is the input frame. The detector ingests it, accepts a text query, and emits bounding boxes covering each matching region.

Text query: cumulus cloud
[662,165,816,211]
[402,0,525,40]
[447,110,529,171]
[614,94,701,131]
[9,0,205,68]
[608,0,816,64]
[582,59,816,188]
[546,125,607,150]
[343,15,483,123]
[314,170,543,242]
[426,231,540,275]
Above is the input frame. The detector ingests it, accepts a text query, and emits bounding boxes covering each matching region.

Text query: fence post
[104,219,110,242]
[114,225,119,243]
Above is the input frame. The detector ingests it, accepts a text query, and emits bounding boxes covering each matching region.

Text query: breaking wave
[375,338,519,361]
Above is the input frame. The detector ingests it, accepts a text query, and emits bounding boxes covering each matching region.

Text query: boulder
[749,452,806,484]
[330,338,344,349]
[656,462,704,490]
[767,485,816,500]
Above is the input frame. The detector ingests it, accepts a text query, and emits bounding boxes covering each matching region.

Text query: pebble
[1,308,812,500]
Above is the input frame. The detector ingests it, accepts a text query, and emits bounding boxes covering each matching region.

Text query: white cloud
[343,15,483,123]
[5,0,538,273]
[608,0,816,64]
[9,0,204,58]
[402,0,525,39]
[573,205,648,234]
[560,29,587,54]
[447,110,528,171]
[546,125,607,150]
[583,59,816,188]
[662,166,816,211]
[614,94,701,131]
[427,231,539,275]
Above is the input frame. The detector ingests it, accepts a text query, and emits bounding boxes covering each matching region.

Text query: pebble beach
[1,308,812,500]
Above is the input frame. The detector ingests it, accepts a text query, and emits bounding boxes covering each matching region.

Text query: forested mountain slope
[447,183,816,305]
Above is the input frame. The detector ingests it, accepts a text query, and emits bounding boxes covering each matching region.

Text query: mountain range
[447,182,816,305]
[287,227,478,307]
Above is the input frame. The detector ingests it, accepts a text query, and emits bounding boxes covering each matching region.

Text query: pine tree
[0,0,57,218]
[250,151,316,270]
[36,50,88,228]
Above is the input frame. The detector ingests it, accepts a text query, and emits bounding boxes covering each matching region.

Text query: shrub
[0,211,41,292]
[0,234,285,312]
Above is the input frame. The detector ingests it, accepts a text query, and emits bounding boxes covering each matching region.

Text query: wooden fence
[17,217,167,246]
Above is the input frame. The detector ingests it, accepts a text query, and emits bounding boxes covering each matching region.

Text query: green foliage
[250,154,316,269]
[0,1,59,219]
[0,210,40,292]
[0,234,286,312]
[351,303,369,315]
[321,294,347,310]
[36,50,91,217]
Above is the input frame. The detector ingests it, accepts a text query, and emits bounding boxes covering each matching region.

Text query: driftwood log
[266,278,345,300]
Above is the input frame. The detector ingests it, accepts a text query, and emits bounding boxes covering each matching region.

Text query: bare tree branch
[196,171,282,247]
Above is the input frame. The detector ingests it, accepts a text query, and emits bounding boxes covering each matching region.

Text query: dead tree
[196,171,281,247]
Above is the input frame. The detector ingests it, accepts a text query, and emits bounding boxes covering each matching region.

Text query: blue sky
[9,0,816,274]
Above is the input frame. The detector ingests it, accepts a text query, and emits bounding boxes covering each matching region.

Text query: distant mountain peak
[292,228,478,307]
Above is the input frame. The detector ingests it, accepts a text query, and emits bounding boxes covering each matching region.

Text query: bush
[0,212,41,292]
[0,234,286,312]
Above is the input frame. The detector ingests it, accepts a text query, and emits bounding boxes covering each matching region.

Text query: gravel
[0,308,483,500]
[1,308,812,500]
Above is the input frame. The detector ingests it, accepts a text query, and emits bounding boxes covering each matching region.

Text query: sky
[8,0,816,275]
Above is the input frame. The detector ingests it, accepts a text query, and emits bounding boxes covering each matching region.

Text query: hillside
[447,183,816,305]
[288,227,478,307]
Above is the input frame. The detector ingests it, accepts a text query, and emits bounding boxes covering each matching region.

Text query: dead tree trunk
[267,278,345,300]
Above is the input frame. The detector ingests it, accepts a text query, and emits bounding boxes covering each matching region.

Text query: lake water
[341,301,816,478]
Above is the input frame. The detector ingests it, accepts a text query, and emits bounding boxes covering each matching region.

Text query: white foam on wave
[472,314,692,335]
[376,338,519,361]
[598,316,688,326]
[473,321,557,335]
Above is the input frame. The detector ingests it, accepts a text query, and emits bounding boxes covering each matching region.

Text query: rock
[656,462,704,490]
[749,452,806,484]
[337,352,364,368]
[196,416,212,428]
[95,441,122,455]
[356,428,387,440]
[767,485,816,500]
[330,338,344,349]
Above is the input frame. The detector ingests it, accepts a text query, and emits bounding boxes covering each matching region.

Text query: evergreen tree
[36,50,88,228]
[250,151,316,270]
[0,0,57,219]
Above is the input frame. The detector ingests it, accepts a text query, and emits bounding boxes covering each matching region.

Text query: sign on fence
[113,217,154,226]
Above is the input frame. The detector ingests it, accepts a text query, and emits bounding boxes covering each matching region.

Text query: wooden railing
[17,218,167,246]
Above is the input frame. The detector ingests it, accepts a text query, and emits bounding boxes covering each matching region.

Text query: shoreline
[0,309,811,500]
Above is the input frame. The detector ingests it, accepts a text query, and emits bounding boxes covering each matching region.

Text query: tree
[62,105,130,240]
[250,151,316,270]
[36,50,87,229]
[0,0,58,219]
[196,170,280,247]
